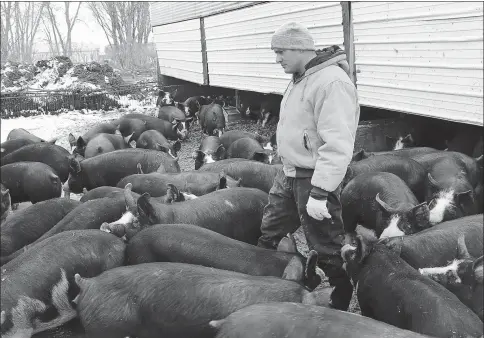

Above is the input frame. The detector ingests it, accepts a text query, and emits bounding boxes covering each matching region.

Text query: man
[257,22,360,311]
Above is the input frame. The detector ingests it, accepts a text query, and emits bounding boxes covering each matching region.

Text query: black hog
[194,136,226,170]
[344,155,427,202]
[116,118,147,143]
[411,151,482,188]
[7,128,56,144]
[1,198,80,257]
[380,214,483,320]
[183,96,210,121]
[80,185,186,205]
[219,130,265,151]
[385,134,416,150]
[210,302,431,338]
[342,172,430,240]
[199,159,282,193]
[156,89,177,107]
[1,162,62,204]
[351,147,439,162]
[0,230,125,338]
[117,171,240,197]
[69,122,118,156]
[419,235,483,320]
[123,113,189,141]
[74,262,332,338]
[64,149,180,194]
[0,138,37,158]
[426,157,479,225]
[341,235,483,338]
[446,125,482,156]
[1,143,71,182]
[103,187,267,243]
[1,184,11,223]
[227,137,277,164]
[136,130,181,159]
[199,103,226,137]
[127,226,321,290]
[157,106,192,138]
[1,196,128,265]
[84,133,128,158]
[238,91,263,119]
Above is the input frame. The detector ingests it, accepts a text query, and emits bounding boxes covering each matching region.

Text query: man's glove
[306,196,332,220]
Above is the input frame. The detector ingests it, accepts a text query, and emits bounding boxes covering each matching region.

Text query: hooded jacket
[276,46,360,196]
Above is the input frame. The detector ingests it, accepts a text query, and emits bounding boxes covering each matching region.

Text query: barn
[149,1,483,130]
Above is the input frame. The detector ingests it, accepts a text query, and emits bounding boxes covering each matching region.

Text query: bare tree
[2,2,45,62]
[42,2,82,57]
[88,2,151,69]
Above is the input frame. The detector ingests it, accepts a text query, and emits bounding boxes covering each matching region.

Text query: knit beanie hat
[271,22,315,51]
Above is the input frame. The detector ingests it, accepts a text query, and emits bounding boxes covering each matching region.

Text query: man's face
[274,49,303,74]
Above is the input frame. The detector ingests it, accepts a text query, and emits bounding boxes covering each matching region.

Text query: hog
[227,137,277,164]
[126,226,321,290]
[102,187,268,244]
[69,122,118,156]
[0,230,125,338]
[136,130,181,159]
[343,155,427,202]
[198,159,282,193]
[156,89,177,107]
[117,171,240,197]
[1,198,80,257]
[116,118,147,144]
[7,128,56,144]
[351,147,439,162]
[193,136,226,170]
[83,133,128,158]
[0,139,37,158]
[63,149,180,194]
[122,113,189,140]
[210,302,431,338]
[1,143,71,182]
[74,262,333,338]
[342,172,430,240]
[341,234,483,338]
[199,103,226,137]
[1,162,62,204]
[219,130,265,151]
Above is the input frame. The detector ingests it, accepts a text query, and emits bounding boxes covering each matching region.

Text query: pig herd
[0,88,483,338]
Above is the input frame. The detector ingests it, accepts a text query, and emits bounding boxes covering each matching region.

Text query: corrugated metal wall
[153,19,204,85]
[352,2,483,126]
[150,2,262,27]
[204,2,344,94]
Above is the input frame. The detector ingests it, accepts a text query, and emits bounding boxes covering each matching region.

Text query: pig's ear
[355,234,371,263]
[379,236,403,257]
[282,256,304,282]
[375,193,396,215]
[475,155,483,167]
[454,190,474,209]
[173,140,182,152]
[427,173,440,189]
[165,184,181,203]
[352,149,366,162]
[473,256,483,283]
[137,193,156,224]
[77,137,87,149]
[217,170,227,190]
[195,150,205,162]
[136,163,144,174]
[304,250,321,291]
[456,234,472,260]
[252,151,267,163]
[385,135,396,148]
[68,155,82,174]
[402,134,414,144]
[412,202,430,228]
[124,183,137,214]
[277,233,297,253]
[215,145,226,159]
[68,133,77,147]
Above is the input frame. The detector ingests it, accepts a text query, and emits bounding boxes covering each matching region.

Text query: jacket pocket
[303,129,313,153]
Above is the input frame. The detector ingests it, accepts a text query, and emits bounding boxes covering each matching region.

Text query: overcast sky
[35,2,151,53]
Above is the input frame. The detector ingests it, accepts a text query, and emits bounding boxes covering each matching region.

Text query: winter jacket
[276,46,360,195]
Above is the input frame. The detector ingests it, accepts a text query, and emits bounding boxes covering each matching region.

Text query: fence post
[200,17,209,86]
[341,1,357,86]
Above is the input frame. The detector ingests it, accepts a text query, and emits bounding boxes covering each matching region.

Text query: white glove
[306,196,332,220]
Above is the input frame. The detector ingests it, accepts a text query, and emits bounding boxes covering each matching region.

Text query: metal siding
[353,2,483,126]
[150,2,262,27]
[153,19,204,84]
[204,2,344,94]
